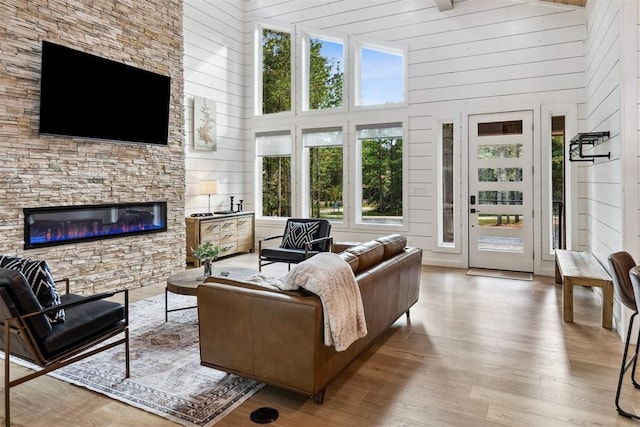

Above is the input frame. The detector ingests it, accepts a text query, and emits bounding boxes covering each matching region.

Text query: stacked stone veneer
[0,1,185,294]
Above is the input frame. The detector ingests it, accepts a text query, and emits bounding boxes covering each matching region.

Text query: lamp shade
[200,180,219,195]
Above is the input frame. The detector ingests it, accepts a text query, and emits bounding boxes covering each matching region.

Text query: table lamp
[199,180,219,216]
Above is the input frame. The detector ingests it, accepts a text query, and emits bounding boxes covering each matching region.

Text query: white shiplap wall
[183,0,248,216]
[582,0,640,341]
[241,0,585,271]
[582,0,622,260]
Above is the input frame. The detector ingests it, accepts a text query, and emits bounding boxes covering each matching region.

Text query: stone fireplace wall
[0,1,185,293]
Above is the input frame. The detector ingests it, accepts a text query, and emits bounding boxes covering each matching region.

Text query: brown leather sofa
[197,234,422,403]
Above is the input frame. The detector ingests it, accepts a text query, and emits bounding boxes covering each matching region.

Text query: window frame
[254,127,296,220]
[352,38,408,110]
[540,104,577,261]
[253,21,295,117]
[299,29,347,115]
[434,117,461,253]
[352,120,408,231]
[300,125,347,222]
[251,20,411,233]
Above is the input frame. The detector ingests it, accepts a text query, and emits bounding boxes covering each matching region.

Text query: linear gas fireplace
[24,202,167,249]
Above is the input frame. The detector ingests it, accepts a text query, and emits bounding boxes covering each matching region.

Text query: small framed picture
[194,96,217,151]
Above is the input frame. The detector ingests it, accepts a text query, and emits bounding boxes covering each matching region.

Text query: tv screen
[39,41,171,145]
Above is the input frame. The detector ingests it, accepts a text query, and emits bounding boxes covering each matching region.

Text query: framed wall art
[194,96,217,151]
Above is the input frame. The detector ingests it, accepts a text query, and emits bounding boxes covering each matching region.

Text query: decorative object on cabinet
[213,195,235,215]
[194,96,217,151]
[185,212,255,266]
[569,132,610,162]
[199,180,219,216]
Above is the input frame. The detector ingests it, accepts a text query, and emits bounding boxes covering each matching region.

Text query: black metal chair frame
[258,219,332,272]
[615,310,640,419]
[259,235,333,271]
[1,276,130,426]
[613,257,640,419]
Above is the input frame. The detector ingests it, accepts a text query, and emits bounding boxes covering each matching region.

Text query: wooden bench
[555,249,613,328]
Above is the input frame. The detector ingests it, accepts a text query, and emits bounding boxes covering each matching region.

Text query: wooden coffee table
[165,266,260,321]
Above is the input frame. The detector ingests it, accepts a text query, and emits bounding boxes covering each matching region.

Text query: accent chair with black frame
[0,266,130,426]
[258,218,333,271]
[609,252,640,419]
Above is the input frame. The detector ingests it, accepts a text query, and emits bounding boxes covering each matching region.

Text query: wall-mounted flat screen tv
[39,41,171,145]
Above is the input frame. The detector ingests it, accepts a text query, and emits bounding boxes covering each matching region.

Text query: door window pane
[477,144,524,159]
[477,120,523,136]
[477,236,525,253]
[478,191,523,205]
[478,168,523,182]
[478,213,525,228]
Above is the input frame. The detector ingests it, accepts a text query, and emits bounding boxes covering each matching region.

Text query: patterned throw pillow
[0,256,65,322]
[280,221,320,249]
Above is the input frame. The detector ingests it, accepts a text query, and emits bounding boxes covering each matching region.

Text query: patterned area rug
[6,293,264,426]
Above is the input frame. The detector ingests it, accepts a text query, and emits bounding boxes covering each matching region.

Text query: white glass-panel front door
[469,111,534,272]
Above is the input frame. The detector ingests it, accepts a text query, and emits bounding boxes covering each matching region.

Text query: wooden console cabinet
[185,212,254,266]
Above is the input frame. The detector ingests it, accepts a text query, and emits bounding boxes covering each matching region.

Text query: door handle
[470,208,477,213]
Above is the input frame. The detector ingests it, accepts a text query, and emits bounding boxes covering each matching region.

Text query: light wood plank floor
[2,254,639,426]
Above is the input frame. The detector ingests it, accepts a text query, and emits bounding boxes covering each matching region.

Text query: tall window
[551,116,565,250]
[303,35,344,111]
[303,128,343,219]
[256,131,292,217]
[439,122,455,246]
[357,123,403,224]
[356,44,404,106]
[260,27,292,115]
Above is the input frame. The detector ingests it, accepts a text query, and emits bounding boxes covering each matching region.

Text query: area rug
[4,293,264,426]
[466,268,533,281]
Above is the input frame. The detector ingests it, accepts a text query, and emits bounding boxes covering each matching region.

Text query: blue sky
[314,38,403,105]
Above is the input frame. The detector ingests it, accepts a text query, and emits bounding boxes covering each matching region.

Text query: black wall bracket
[569,131,610,163]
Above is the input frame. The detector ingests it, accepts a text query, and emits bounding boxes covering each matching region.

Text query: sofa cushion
[346,241,384,273]
[339,252,360,273]
[261,247,320,263]
[41,293,125,357]
[0,256,65,323]
[376,234,407,259]
[281,221,321,249]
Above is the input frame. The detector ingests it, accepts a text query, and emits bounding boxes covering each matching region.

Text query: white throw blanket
[245,252,368,351]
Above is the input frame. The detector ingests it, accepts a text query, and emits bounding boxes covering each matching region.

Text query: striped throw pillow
[281,221,320,249]
[0,256,65,322]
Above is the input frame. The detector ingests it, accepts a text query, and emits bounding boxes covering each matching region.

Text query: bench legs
[562,277,613,328]
[602,282,614,328]
[563,278,574,323]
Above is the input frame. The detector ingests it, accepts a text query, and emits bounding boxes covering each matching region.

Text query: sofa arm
[197,281,324,395]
